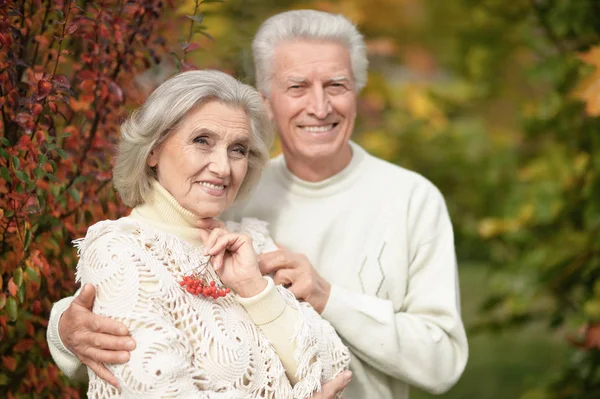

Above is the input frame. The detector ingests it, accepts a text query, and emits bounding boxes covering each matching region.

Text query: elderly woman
[68,70,350,398]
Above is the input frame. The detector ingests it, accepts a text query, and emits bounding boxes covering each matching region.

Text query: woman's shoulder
[224,217,277,254]
[73,217,143,254]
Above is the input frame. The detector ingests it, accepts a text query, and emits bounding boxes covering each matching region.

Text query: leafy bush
[0,0,210,396]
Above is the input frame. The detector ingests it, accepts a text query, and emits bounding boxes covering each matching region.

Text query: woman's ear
[147,148,159,168]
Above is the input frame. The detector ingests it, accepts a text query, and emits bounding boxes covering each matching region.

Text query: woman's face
[148,101,252,219]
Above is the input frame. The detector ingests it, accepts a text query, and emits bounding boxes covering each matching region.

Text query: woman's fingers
[202,227,227,255]
[206,233,250,256]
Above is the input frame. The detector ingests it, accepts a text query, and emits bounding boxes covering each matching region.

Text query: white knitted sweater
[70,184,350,398]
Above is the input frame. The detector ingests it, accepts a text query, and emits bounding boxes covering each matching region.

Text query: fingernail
[126,339,135,350]
[118,353,129,362]
[344,371,352,382]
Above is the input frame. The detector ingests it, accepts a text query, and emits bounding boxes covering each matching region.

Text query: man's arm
[47,284,135,387]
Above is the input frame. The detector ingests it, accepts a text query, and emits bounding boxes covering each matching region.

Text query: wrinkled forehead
[271,39,353,79]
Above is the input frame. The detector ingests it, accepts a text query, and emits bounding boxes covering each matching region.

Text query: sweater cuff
[236,276,286,326]
[47,298,77,359]
[322,284,389,333]
[47,296,88,381]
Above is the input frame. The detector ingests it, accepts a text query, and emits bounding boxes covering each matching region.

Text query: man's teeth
[199,182,225,190]
[303,124,334,133]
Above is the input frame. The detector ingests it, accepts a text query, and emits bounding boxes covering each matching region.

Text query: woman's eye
[193,136,209,145]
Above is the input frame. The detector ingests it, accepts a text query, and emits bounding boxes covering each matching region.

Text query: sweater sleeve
[76,225,246,399]
[321,183,468,395]
[47,291,88,381]
[236,219,351,398]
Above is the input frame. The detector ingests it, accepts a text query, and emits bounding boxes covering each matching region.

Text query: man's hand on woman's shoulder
[59,283,135,388]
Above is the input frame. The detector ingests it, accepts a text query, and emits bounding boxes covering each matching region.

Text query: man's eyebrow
[328,76,351,83]
[287,77,307,84]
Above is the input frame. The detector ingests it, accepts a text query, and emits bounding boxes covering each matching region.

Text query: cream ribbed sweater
[47,181,350,398]
[223,142,469,399]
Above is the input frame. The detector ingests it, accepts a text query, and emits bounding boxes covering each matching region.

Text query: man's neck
[282,144,353,182]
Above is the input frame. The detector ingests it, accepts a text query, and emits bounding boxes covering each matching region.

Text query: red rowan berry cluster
[180,275,231,299]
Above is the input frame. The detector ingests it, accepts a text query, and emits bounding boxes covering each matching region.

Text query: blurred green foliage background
[1,0,599,397]
[182,0,600,397]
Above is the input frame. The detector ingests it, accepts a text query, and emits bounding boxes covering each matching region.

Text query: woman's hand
[306,371,352,399]
[201,227,266,297]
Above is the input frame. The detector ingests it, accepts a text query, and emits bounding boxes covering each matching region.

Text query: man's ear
[261,93,274,121]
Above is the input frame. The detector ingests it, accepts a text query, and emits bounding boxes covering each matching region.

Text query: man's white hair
[252,9,368,96]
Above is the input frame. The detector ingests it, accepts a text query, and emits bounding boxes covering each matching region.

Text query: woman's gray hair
[113,70,273,207]
[252,9,368,96]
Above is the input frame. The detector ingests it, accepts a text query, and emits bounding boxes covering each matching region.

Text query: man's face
[264,40,357,174]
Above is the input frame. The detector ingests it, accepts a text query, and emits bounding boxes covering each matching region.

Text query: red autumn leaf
[80,79,95,92]
[25,320,35,337]
[2,356,17,372]
[13,339,35,352]
[52,74,70,89]
[37,79,53,100]
[66,23,79,35]
[184,42,202,53]
[78,70,97,80]
[7,278,18,297]
[584,323,600,349]
[32,103,43,117]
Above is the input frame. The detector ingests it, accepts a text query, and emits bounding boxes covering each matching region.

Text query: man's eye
[193,136,209,145]
[327,84,347,93]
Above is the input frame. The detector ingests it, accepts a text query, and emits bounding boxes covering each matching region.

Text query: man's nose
[307,87,331,119]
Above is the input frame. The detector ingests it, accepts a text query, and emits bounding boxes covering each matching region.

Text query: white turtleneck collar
[129,180,206,246]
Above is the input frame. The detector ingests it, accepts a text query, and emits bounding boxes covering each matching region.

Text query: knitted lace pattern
[74,217,350,398]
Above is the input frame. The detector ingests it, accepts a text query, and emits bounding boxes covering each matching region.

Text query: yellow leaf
[573,46,600,116]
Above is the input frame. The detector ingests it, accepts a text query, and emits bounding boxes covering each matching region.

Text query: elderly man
[48,9,468,399]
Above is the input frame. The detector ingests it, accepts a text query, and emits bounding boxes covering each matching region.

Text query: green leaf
[0,167,11,182]
[26,182,36,192]
[201,0,224,3]
[25,267,40,284]
[49,159,57,172]
[0,373,9,386]
[33,167,45,179]
[12,155,20,169]
[69,187,81,202]
[38,154,48,165]
[55,148,67,159]
[186,14,204,24]
[0,148,8,158]
[0,294,6,309]
[13,268,23,287]
[5,209,14,218]
[47,173,60,183]
[17,283,25,304]
[15,170,29,182]
[0,137,10,146]
[6,297,17,321]
[24,228,32,251]
[198,30,214,41]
